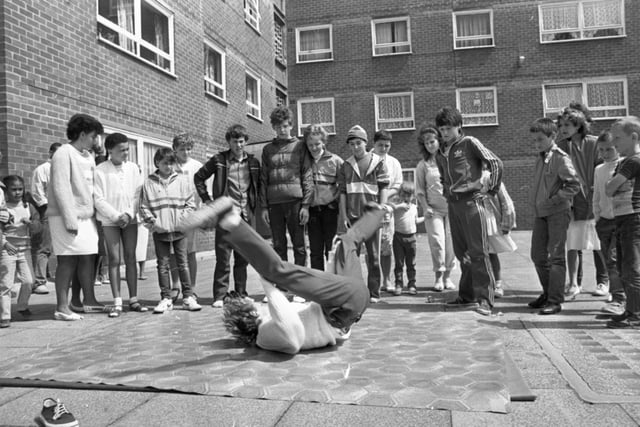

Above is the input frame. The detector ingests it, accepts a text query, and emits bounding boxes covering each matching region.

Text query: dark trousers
[596,218,624,303]
[213,227,249,302]
[359,225,381,299]
[153,235,192,300]
[31,217,52,285]
[448,198,495,306]
[392,232,416,288]
[308,205,338,271]
[576,250,609,286]
[268,200,307,266]
[221,208,385,329]
[615,213,640,315]
[531,210,571,304]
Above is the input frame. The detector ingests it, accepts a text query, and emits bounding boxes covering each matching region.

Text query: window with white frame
[204,42,225,101]
[453,10,494,49]
[539,0,625,43]
[371,17,411,56]
[457,87,498,126]
[244,0,260,31]
[296,25,333,63]
[297,98,336,135]
[97,0,174,74]
[543,77,628,119]
[246,71,262,120]
[375,92,415,131]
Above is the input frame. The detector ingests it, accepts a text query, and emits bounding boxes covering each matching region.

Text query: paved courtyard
[2,231,640,426]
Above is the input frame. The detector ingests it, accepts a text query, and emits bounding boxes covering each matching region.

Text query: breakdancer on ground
[177,196,389,354]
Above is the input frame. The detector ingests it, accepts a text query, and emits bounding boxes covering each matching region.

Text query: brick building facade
[0,0,288,248]
[286,0,638,228]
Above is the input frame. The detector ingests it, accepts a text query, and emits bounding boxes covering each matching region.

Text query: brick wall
[287,0,640,229]
[1,0,283,251]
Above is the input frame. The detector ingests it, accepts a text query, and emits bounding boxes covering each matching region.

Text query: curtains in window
[375,21,409,54]
[115,0,135,51]
[545,84,583,111]
[456,13,492,47]
[299,28,331,61]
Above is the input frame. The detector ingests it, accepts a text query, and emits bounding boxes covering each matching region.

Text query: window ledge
[98,37,176,79]
[205,92,229,105]
[454,44,495,51]
[373,51,412,57]
[247,113,263,123]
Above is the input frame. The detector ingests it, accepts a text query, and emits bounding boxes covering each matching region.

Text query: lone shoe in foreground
[176,196,234,232]
[35,398,78,427]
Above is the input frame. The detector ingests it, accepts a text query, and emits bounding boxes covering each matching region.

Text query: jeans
[268,200,307,266]
[424,211,456,273]
[360,225,381,299]
[308,205,338,271]
[213,226,249,301]
[615,213,640,315]
[0,249,34,320]
[576,250,609,287]
[221,208,385,329]
[596,218,624,303]
[153,235,192,300]
[31,217,52,285]
[531,210,571,304]
[393,232,416,288]
[449,198,495,305]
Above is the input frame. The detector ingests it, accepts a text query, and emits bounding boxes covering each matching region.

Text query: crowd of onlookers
[1,102,639,329]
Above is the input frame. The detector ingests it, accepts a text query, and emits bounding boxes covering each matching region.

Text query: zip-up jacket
[139,171,195,241]
[530,144,581,218]
[194,150,261,212]
[557,135,599,220]
[310,150,343,207]
[259,137,313,207]
[435,134,503,202]
[338,152,390,221]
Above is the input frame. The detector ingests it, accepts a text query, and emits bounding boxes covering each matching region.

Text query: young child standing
[528,118,580,315]
[434,107,503,316]
[389,181,424,295]
[140,148,199,313]
[304,124,343,272]
[604,116,640,328]
[0,176,41,327]
[338,125,390,303]
[415,125,456,292]
[593,130,625,316]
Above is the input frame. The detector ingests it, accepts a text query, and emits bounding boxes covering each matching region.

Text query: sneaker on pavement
[444,278,456,290]
[394,286,402,296]
[602,301,626,316]
[35,397,78,427]
[32,284,49,295]
[408,286,417,295]
[565,284,581,300]
[592,282,609,297]
[0,319,9,328]
[607,311,640,329]
[153,298,173,314]
[212,300,224,308]
[434,279,444,292]
[183,296,202,311]
[370,297,380,304]
[475,300,492,316]
[494,280,504,299]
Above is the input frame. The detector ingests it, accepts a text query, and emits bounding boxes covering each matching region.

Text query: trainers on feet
[607,311,640,329]
[394,286,402,296]
[408,286,417,295]
[444,278,456,290]
[434,279,444,292]
[292,295,306,303]
[0,319,9,328]
[475,300,492,316]
[108,306,122,318]
[153,298,173,314]
[494,280,504,299]
[183,296,202,311]
[592,282,609,297]
[370,297,380,304]
[212,300,224,308]
[32,284,49,295]
[565,285,581,299]
[602,301,626,316]
[35,397,78,427]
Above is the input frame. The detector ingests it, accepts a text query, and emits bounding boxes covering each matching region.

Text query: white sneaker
[592,283,609,297]
[262,296,269,303]
[495,280,504,299]
[153,298,173,314]
[183,296,202,311]
[444,278,456,290]
[212,300,224,308]
[565,284,581,300]
[292,295,306,303]
[32,284,49,295]
[434,279,444,292]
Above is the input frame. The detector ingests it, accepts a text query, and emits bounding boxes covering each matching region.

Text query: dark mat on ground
[0,305,513,413]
